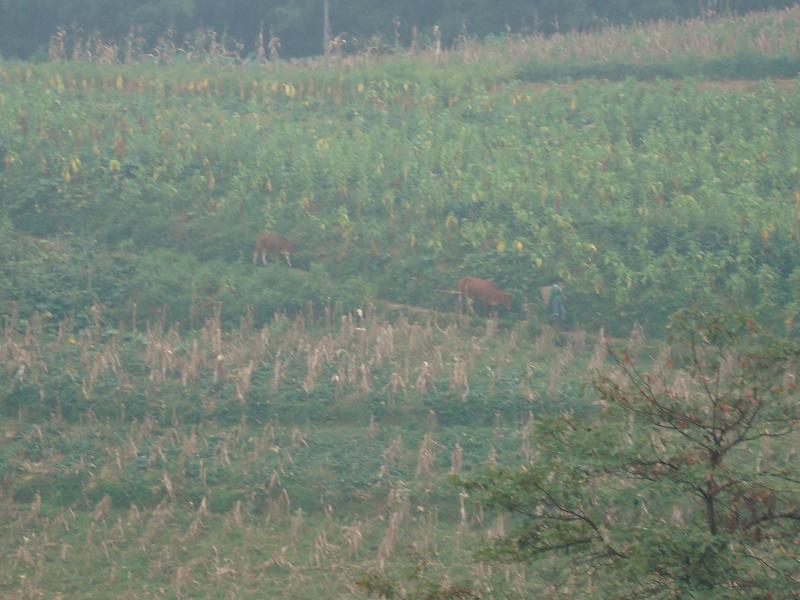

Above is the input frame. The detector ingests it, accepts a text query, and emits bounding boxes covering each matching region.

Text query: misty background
[2,0,797,60]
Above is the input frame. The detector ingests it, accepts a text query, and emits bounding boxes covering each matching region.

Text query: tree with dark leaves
[463,311,800,597]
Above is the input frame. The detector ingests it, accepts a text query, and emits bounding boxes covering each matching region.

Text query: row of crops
[1,62,799,334]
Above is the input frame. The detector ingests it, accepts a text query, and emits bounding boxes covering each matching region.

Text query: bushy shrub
[0,233,135,322]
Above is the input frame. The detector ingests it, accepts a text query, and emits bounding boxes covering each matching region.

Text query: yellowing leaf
[115,74,123,90]
[496,240,506,253]
[514,240,524,251]
[356,83,365,94]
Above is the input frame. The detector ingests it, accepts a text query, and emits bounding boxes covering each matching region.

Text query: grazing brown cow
[253,234,295,267]
[457,277,511,314]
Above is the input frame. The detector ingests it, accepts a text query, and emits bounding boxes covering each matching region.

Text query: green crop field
[2,7,800,599]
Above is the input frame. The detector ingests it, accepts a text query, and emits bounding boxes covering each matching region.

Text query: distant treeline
[1,0,797,60]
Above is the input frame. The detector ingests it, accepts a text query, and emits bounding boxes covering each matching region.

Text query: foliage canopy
[463,311,800,596]
[1,0,798,59]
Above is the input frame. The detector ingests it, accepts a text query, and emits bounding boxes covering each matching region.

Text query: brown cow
[457,277,511,314]
[253,234,295,267]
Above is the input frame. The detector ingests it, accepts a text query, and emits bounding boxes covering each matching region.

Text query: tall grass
[0,303,643,597]
[0,303,609,426]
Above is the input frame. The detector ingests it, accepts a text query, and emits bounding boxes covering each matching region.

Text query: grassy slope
[2,69,799,336]
[1,7,800,598]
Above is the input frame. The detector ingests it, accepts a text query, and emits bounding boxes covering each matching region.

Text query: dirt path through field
[509,78,797,94]
[696,78,797,91]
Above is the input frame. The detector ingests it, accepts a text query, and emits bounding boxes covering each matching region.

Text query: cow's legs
[466,296,475,315]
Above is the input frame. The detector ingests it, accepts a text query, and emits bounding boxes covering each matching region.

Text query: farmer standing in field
[541,281,566,323]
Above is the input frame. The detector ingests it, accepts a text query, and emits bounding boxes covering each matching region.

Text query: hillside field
[2,8,800,598]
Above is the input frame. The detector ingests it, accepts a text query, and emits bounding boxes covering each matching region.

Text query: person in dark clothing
[550,282,566,321]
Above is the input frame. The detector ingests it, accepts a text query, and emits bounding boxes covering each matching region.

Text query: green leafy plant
[463,311,800,596]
